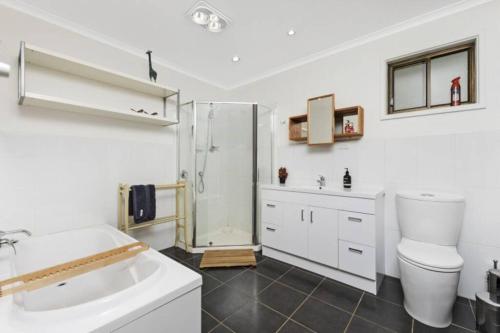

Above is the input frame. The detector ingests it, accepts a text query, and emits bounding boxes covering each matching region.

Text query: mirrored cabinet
[307,94,335,145]
[288,94,364,145]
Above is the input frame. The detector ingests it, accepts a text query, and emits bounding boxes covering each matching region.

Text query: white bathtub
[0,225,202,332]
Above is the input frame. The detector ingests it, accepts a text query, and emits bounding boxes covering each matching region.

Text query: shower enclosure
[178,101,273,250]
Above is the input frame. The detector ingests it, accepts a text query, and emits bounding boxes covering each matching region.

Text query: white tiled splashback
[0,131,177,250]
[279,131,500,299]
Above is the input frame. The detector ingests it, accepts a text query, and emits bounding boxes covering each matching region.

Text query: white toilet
[396,191,465,328]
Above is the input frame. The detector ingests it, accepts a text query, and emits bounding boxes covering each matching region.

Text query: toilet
[396,191,465,328]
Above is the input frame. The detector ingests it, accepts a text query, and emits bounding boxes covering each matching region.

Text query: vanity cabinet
[260,185,385,294]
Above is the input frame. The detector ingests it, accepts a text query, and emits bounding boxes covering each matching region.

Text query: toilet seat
[397,238,463,273]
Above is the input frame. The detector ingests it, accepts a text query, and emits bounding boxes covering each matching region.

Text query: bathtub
[0,225,202,332]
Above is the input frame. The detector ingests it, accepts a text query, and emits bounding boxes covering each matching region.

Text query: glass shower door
[194,103,254,247]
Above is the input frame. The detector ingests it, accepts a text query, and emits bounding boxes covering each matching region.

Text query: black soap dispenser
[343,168,352,190]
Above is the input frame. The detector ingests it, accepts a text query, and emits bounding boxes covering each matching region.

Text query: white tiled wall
[227,0,500,299]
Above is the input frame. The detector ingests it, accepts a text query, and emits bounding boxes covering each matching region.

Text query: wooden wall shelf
[18,42,180,127]
[334,106,364,141]
[289,114,308,142]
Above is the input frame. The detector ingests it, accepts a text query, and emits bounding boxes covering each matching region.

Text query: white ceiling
[12,0,467,89]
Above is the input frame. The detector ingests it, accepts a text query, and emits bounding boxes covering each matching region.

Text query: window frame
[387,40,476,115]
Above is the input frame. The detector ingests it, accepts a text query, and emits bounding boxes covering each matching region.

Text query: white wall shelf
[18,41,180,126]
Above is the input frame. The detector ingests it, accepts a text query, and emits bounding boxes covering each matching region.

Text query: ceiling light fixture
[192,10,209,25]
[288,29,296,36]
[187,1,230,33]
[232,56,240,62]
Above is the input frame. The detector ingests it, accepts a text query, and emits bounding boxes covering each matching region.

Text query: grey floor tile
[202,285,252,320]
[226,270,273,296]
[224,301,287,333]
[278,267,323,294]
[203,310,219,333]
[278,320,315,333]
[292,297,351,333]
[355,294,412,332]
[160,246,193,261]
[252,258,292,279]
[258,282,307,316]
[312,278,363,312]
[211,324,234,333]
[346,316,393,333]
[377,276,404,306]
[204,266,247,282]
[202,272,222,295]
[452,301,476,330]
[414,320,473,332]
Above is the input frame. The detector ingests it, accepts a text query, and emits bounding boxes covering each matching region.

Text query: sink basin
[260,184,384,199]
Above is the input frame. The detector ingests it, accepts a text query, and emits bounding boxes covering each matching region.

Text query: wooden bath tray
[0,242,149,298]
[199,249,256,268]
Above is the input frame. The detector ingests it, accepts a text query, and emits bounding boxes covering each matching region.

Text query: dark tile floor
[160,247,476,333]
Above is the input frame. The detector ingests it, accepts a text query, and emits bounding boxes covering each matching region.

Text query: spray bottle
[451,77,461,106]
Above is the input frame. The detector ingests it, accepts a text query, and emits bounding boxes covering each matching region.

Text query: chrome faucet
[317,175,326,188]
[0,229,32,254]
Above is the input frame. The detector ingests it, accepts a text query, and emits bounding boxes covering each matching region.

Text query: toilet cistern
[316,175,326,189]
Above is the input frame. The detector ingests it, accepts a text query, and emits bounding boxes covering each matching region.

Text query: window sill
[380,103,486,121]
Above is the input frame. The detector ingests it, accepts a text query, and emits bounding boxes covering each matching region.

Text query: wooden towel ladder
[118,181,189,251]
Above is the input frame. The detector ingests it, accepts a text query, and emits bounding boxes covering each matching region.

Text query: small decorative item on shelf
[146,50,158,82]
[451,76,461,106]
[343,115,357,134]
[278,167,288,185]
[130,108,159,116]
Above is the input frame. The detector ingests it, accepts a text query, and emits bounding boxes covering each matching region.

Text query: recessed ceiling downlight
[232,56,240,62]
[288,29,296,36]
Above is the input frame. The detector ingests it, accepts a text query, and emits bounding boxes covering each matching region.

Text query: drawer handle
[348,217,362,223]
[266,227,276,232]
[266,204,276,208]
[348,247,363,255]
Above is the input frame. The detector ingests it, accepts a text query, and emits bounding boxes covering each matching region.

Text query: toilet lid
[397,238,464,272]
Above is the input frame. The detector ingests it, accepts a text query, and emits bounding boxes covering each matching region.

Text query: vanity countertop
[260,184,384,200]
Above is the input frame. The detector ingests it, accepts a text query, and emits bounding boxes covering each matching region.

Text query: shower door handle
[310,210,313,223]
[301,209,304,221]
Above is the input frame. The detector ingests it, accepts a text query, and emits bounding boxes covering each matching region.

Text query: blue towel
[129,184,156,223]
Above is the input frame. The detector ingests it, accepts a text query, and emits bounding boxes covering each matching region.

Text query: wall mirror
[307,94,335,145]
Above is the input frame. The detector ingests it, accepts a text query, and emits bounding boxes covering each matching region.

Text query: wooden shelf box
[334,106,364,141]
[289,114,308,142]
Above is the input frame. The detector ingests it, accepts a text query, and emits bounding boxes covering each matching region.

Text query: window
[387,39,476,114]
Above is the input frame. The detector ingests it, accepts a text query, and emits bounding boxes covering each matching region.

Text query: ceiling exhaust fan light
[288,29,296,36]
[207,20,222,32]
[232,56,240,62]
[192,10,209,25]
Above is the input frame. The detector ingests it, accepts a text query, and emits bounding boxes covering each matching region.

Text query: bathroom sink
[260,184,384,199]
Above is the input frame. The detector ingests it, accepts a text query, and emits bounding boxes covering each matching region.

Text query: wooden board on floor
[199,249,257,268]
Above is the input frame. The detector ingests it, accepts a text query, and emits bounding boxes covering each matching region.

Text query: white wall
[0,5,223,250]
[228,1,500,299]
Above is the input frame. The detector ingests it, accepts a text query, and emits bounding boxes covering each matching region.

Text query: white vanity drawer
[338,211,375,246]
[262,201,283,225]
[338,240,375,280]
[261,224,283,250]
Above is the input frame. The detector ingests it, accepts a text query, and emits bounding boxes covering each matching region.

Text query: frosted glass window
[393,63,427,111]
[430,51,468,105]
[387,39,476,114]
